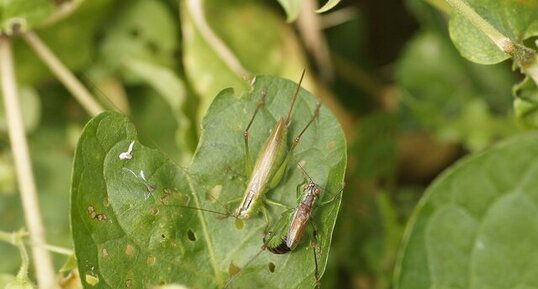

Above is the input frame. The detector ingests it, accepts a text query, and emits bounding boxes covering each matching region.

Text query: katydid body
[262,175,325,288]
[235,71,320,219]
[264,180,320,254]
[236,117,290,219]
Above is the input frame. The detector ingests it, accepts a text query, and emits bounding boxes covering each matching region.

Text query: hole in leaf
[161,234,166,239]
[268,262,276,273]
[187,229,196,241]
[234,219,244,230]
[228,262,240,276]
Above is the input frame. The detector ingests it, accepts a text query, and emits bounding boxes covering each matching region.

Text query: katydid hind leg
[244,89,268,175]
[267,101,321,191]
[290,102,321,151]
[284,69,306,125]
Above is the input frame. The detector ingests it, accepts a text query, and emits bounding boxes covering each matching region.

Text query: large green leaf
[394,133,538,289]
[71,76,347,289]
[447,0,538,64]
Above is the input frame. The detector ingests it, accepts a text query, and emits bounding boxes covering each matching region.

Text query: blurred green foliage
[1,0,537,288]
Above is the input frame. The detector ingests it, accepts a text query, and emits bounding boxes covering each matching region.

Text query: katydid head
[302,181,321,199]
[297,162,322,198]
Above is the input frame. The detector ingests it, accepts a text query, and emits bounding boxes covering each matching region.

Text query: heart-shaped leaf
[394,133,538,289]
[71,75,347,289]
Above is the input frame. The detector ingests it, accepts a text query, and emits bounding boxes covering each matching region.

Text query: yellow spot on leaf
[147,255,156,266]
[209,185,222,202]
[85,273,99,286]
[228,262,240,276]
[125,244,135,256]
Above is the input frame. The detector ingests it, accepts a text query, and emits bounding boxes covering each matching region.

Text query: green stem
[22,31,104,116]
[0,231,35,286]
[34,242,73,256]
[15,232,30,280]
[0,36,58,289]
[0,230,73,256]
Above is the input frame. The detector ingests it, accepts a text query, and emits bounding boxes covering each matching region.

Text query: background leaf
[395,133,538,289]
[396,29,518,151]
[71,75,347,289]
[448,0,538,64]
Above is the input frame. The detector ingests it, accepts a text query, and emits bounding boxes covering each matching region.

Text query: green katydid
[235,70,321,219]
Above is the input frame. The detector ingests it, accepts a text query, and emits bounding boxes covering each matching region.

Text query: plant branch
[0,36,58,289]
[186,0,250,78]
[33,242,74,256]
[0,230,32,285]
[22,31,104,116]
[297,0,333,82]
